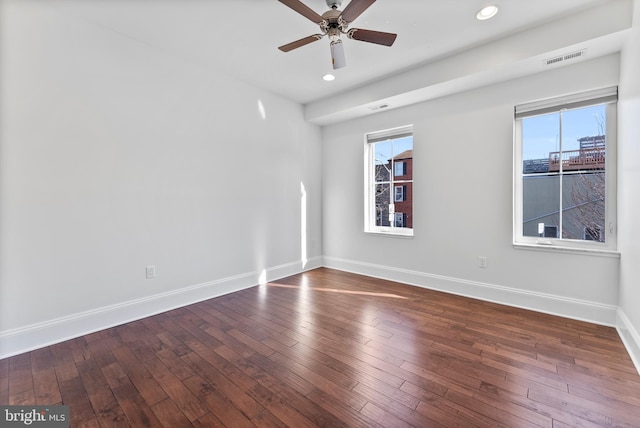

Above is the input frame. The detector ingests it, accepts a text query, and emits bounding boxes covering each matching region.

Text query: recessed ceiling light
[476,5,498,20]
[322,73,336,81]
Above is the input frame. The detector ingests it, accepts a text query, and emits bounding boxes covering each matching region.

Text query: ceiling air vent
[544,49,586,66]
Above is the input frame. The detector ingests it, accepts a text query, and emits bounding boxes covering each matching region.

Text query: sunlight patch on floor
[267,282,409,299]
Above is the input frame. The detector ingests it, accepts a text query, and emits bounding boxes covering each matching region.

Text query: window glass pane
[374,141,392,183]
[375,183,391,226]
[560,105,606,241]
[395,182,412,228]
[522,113,559,173]
[562,171,605,241]
[522,113,560,237]
[392,136,413,159]
[561,105,606,153]
[523,175,560,237]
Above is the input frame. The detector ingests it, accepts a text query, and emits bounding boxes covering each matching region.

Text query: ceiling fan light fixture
[330,39,346,69]
[476,5,499,20]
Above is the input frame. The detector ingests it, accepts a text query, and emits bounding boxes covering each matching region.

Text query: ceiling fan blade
[278,34,324,52]
[278,0,325,24]
[347,28,397,46]
[340,0,376,23]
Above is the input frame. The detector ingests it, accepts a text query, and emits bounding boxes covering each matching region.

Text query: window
[514,87,617,251]
[365,125,413,236]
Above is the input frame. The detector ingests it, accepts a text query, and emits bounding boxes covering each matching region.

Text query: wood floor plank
[0,357,9,379]
[213,344,334,428]
[0,376,9,405]
[115,321,162,364]
[290,330,408,390]
[472,383,553,427]
[302,387,384,428]
[528,385,640,427]
[110,346,167,406]
[182,375,256,428]
[474,380,604,428]
[110,381,164,428]
[32,367,62,405]
[30,346,55,374]
[414,396,472,427]
[150,397,195,428]
[75,358,127,426]
[268,350,360,400]
[58,375,98,426]
[143,358,208,422]
[2,268,640,426]
[360,401,413,428]
[8,353,34,402]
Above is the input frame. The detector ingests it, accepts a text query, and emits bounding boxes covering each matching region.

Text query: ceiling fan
[277,0,397,69]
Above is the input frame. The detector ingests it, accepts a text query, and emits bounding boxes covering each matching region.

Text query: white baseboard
[5,255,635,375]
[323,256,618,327]
[617,309,640,375]
[0,257,322,359]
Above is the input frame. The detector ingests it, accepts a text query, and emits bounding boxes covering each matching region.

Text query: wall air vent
[368,103,389,111]
[544,49,586,66]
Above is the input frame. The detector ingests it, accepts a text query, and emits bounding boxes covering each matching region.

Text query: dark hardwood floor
[2,268,640,427]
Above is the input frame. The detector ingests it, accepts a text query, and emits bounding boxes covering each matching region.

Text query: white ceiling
[49,0,629,118]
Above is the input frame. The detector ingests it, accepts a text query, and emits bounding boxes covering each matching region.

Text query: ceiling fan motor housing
[321,8,345,36]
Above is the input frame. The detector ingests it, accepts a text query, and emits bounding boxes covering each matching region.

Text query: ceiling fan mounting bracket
[325,0,342,9]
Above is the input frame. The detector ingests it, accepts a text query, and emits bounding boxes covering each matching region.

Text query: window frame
[364,125,414,237]
[513,87,618,254]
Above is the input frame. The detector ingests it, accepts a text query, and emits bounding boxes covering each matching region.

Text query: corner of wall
[617,308,640,375]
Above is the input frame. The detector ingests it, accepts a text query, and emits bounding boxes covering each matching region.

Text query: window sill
[513,242,620,258]
[365,229,414,239]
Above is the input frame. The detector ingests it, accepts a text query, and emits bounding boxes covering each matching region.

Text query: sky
[374,136,413,165]
[522,104,606,160]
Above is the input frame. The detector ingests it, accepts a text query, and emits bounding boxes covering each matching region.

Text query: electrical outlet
[146,265,156,279]
[478,256,488,268]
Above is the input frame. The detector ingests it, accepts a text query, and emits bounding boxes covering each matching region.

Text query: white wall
[0,1,322,357]
[323,54,621,326]
[617,0,640,369]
